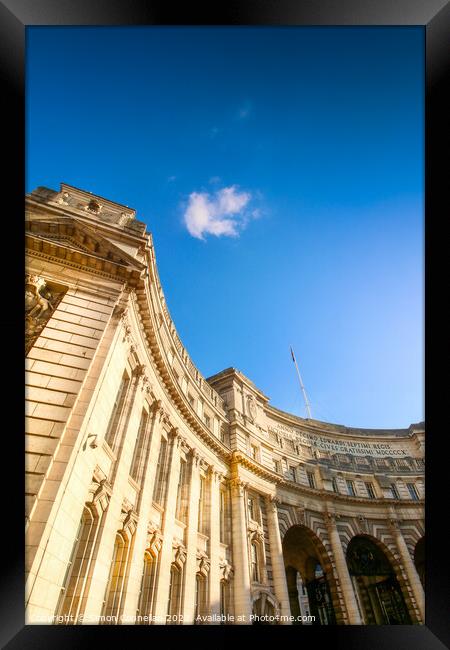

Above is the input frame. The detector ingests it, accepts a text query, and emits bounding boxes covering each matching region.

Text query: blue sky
[26,27,424,428]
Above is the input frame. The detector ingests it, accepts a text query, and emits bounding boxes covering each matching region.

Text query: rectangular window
[130,409,149,484]
[390,483,400,499]
[220,489,226,544]
[332,477,339,493]
[175,459,188,522]
[204,414,211,429]
[251,543,259,582]
[152,437,168,506]
[273,459,281,474]
[307,472,316,489]
[220,581,229,622]
[198,476,205,533]
[104,372,130,450]
[406,483,419,500]
[251,445,258,461]
[365,482,376,499]
[346,480,356,496]
[247,497,255,521]
[289,466,296,482]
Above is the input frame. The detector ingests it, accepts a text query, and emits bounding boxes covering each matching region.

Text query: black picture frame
[2,1,449,648]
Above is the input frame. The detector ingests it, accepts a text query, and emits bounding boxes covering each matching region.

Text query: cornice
[130,285,232,462]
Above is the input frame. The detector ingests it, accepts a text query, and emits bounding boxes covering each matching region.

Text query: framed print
[1,1,449,648]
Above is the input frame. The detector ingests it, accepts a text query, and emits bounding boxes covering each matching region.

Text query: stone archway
[414,537,425,588]
[282,525,340,625]
[346,535,412,625]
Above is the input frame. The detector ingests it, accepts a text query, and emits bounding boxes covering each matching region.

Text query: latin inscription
[267,423,409,457]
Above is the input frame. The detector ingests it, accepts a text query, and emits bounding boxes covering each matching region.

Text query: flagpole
[290,345,312,419]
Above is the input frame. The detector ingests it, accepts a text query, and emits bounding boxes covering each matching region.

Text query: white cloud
[183,185,253,240]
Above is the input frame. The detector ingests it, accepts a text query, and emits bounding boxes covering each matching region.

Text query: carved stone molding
[208,465,225,483]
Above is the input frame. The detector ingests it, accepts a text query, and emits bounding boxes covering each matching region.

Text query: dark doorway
[346,536,411,625]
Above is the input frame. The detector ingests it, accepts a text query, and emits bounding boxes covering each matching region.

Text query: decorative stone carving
[219,559,234,582]
[229,477,248,497]
[248,526,264,545]
[247,395,257,421]
[147,524,163,556]
[172,540,187,568]
[356,514,369,534]
[268,495,282,512]
[120,503,138,537]
[25,274,64,354]
[87,476,112,514]
[196,551,211,577]
[295,506,305,525]
[85,199,102,214]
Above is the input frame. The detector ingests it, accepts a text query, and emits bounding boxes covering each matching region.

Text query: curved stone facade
[25,183,425,625]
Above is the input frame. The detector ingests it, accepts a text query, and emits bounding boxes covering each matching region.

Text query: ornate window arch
[102,506,138,624]
[136,525,163,624]
[55,474,110,624]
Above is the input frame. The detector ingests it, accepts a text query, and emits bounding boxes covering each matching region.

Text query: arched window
[175,459,188,523]
[167,564,182,623]
[136,552,158,624]
[104,372,130,451]
[56,504,100,624]
[102,532,131,623]
[130,409,150,484]
[152,437,168,506]
[220,580,230,622]
[251,542,260,582]
[194,573,208,623]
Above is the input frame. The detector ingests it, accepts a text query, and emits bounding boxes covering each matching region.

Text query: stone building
[25,183,425,626]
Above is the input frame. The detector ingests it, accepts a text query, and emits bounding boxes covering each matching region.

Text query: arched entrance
[282,525,338,625]
[414,537,425,588]
[346,535,411,625]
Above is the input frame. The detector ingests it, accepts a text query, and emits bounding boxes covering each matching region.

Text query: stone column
[120,398,164,620]
[181,449,202,624]
[265,496,291,623]
[230,478,252,624]
[152,427,182,623]
[325,512,362,625]
[208,467,223,621]
[390,519,425,622]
